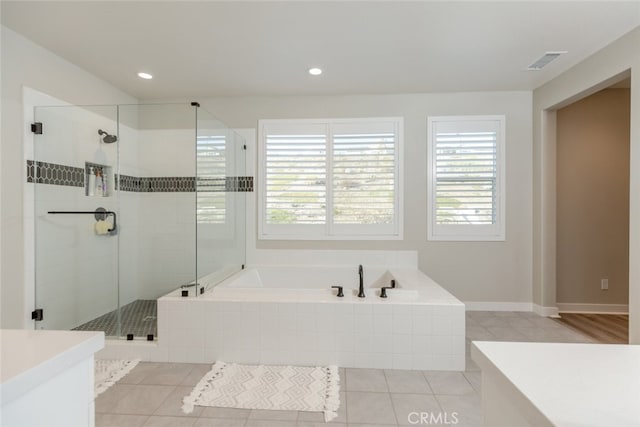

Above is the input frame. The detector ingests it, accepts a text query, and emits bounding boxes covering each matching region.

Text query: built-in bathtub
[157,266,465,370]
[213,266,420,301]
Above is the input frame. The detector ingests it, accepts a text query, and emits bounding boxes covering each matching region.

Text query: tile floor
[95,311,593,427]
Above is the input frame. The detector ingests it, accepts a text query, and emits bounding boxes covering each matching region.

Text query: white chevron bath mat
[182,362,340,422]
[94,359,140,397]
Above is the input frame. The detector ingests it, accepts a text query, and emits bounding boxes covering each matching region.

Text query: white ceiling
[2,1,639,100]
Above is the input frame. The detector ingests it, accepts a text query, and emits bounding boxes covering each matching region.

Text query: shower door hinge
[31,308,43,321]
[31,122,43,135]
[243,144,247,150]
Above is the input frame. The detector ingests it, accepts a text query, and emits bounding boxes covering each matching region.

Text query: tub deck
[157,267,465,370]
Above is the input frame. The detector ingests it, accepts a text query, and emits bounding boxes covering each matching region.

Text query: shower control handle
[331,286,344,298]
[380,286,394,298]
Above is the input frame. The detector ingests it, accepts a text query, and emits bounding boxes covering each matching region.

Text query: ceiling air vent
[526,51,567,70]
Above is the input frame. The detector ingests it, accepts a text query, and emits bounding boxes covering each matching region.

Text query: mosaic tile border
[117,175,196,193]
[26,160,253,192]
[226,176,253,192]
[116,174,144,192]
[26,160,84,187]
[196,177,253,192]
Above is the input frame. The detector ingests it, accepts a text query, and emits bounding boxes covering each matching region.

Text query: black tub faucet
[380,286,394,298]
[358,264,365,298]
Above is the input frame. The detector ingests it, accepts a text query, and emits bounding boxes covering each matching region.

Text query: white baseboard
[463,301,626,317]
[464,301,533,312]
[557,303,629,314]
[533,304,560,318]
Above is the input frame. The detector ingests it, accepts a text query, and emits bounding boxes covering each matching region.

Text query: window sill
[258,234,404,241]
[427,234,506,242]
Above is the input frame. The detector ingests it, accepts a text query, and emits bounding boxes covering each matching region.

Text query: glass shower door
[33,105,120,336]
[117,103,198,338]
[195,108,246,292]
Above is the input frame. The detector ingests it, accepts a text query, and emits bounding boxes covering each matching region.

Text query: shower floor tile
[73,299,157,338]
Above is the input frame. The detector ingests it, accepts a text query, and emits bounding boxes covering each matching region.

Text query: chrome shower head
[98,129,118,144]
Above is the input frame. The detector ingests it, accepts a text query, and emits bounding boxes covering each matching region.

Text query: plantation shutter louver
[196,135,226,224]
[259,119,403,239]
[428,116,505,241]
[331,122,397,234]
[264,124,327,229]
[434,130,496,225]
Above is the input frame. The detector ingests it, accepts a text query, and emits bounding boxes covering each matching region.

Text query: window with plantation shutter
[259,118,403,239]
[427,116,505,241]
[196,135,227,224]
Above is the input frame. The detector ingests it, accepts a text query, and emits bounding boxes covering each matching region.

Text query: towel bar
[47,208,117,232]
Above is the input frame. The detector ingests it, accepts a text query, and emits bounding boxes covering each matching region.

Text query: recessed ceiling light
[137,72,153,80]
[308,68,322,76]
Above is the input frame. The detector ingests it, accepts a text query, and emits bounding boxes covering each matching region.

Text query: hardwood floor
[555,313,629,344]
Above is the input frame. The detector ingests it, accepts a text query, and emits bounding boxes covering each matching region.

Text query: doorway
[555,79,631,342]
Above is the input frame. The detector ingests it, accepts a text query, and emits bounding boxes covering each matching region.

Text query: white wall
[532,26,640,340]
[1,26,137,328]
[189,91,534,306]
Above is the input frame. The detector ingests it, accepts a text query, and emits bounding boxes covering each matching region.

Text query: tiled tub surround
[158,267,465,371]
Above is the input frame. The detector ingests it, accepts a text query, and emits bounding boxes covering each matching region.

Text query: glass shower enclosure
[31,102,246,339]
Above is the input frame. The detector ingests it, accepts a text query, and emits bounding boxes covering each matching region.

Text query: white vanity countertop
[471,341,640,427]
[1,329,104,405]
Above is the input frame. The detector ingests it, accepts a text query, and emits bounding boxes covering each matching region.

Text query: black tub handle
[380,286,394,298]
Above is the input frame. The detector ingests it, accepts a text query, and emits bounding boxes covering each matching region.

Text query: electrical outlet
[601,278,609,290]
